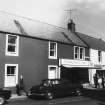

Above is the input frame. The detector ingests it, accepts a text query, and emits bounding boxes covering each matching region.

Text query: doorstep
[10,94,27,100]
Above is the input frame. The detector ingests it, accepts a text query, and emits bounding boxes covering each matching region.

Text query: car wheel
[0,97,5,105]
[46,92,53,100]
[76,89,82,96]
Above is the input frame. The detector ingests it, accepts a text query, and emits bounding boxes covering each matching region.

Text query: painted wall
[0,32,90,91]
[0,33,49,90]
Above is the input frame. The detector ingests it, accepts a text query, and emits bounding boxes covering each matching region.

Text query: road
[7,96,105,105]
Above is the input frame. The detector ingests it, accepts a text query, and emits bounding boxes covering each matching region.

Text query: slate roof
[76,32,105,51]
[0,11,87,47]
[0,11,105,51]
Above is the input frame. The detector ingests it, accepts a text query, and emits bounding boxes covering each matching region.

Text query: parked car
[0,88,11,105]
[28,79,83,100]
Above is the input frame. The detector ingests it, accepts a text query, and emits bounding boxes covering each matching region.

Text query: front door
[5,64,18,87]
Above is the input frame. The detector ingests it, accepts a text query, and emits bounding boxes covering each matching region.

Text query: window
[6,34,19,56]
[74,46,79,59]
[48,65,60,79]
[98,51,102,62]
[5,64,18,87]
[49,42,57,59]
[74,46,85,60]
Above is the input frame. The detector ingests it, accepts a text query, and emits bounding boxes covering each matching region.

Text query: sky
[0,0,105,40]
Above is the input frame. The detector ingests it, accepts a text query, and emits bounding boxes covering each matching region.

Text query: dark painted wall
[0,33,90,91]
[58,43,74,59]
[0,33,49,90]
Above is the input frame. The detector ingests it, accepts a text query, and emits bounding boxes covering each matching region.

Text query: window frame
[48,41,57,59]
[5,34,19,56]
[74,46,85,60]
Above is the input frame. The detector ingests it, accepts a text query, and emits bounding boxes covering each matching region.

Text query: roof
[76,32,105,51]
[0,11,87,47]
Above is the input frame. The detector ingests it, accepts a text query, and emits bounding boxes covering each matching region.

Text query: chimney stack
[67,19,76,32]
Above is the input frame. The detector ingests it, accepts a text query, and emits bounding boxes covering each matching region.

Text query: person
[102,75,105,89]
[19,75,27,95]
[98,76,102,89]
[93,73,98,88]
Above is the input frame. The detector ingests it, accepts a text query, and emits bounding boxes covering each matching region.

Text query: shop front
[59,59,95,84]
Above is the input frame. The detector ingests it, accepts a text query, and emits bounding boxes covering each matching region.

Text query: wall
[0,33,49,90]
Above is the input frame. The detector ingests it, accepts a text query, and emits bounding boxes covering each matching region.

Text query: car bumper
[28,91,45,97]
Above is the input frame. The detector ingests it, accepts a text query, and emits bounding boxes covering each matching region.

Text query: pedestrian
[93,73,98,88]
[98,76,102,89]
[19,75,27,95]
[102,75,105,89]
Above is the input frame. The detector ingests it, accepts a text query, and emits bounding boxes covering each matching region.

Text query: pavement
[10,94,27,101]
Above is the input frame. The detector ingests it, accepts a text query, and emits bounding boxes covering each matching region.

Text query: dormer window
[48,41,57,59]
[5,34,19,56]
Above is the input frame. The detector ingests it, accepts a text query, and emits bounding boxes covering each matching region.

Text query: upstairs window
[49,42,57,59]
[6,34,19,56]
[98,50,102,62]
[74,46,79,59]
[74,46,85,60]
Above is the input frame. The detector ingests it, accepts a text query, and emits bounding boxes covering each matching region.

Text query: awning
[62,64,102,69]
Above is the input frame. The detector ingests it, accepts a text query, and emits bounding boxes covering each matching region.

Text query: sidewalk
[83,83,105,90]
[10,94,27,101]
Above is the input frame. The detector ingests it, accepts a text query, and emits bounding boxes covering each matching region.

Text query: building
[76,33,105,84]
[0,11,104,93]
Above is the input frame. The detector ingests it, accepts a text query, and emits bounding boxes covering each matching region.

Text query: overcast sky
[0,0,105,40]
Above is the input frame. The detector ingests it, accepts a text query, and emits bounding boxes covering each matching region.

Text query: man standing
[93,73,98,88]
[102,75,105,89]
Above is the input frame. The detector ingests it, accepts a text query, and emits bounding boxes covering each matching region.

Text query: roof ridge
[76,32,100,40]
[0,10,66,30]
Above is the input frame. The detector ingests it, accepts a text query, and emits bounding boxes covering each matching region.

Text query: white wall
[90,49,98,64]
[102,51,105,67]
[89,49,105,84]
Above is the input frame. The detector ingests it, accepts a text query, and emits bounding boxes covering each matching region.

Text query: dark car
[0,88,11,105]
[28,79,83,100]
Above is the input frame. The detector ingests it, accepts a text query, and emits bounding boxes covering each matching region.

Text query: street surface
[7,96,105,105]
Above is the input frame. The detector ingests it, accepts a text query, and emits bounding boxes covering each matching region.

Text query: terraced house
[0,11,105,93]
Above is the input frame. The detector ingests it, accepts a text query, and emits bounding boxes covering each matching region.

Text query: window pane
[50,43,56,50]
[8,35,17,44]
[8,45,16,52]
[75,47,79,54]
[7,66,11,75]
[80,48,83,54]
[80,54,83,59]
[7,66,15,76]
[74,47,79,59]
[80,48,84,59]
[50,51,54,56]
[75,54,78,58]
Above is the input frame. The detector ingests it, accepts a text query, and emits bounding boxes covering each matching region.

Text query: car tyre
[0,97,5,105]
[46,92,53,100]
